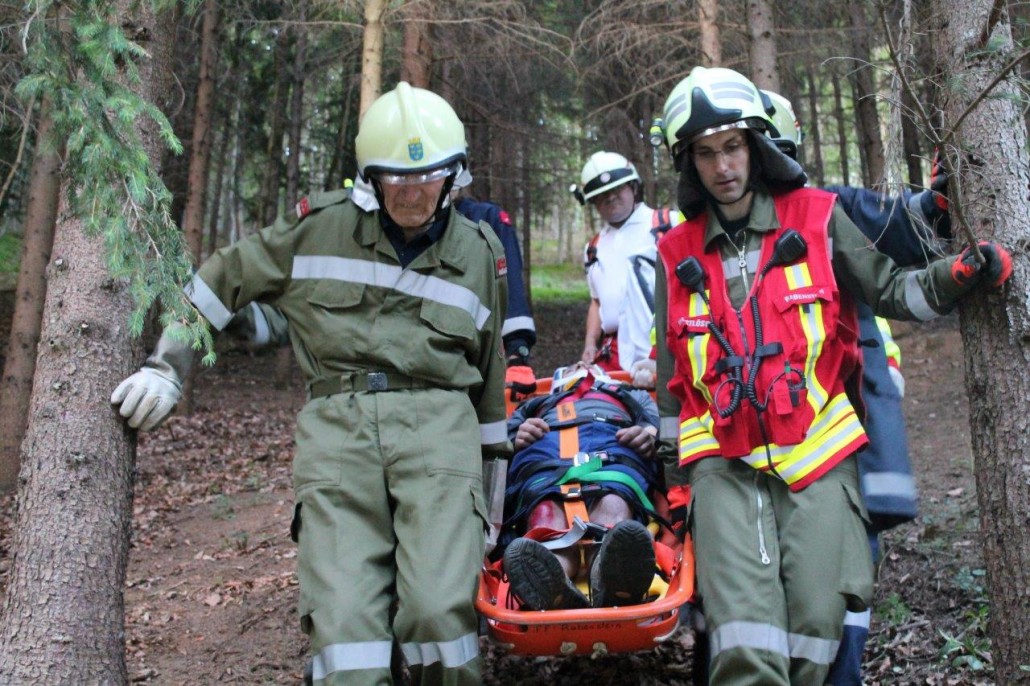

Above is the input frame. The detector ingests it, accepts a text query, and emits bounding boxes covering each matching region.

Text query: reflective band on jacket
[292,255,492,330]
[710,620,840,666]
[503,315,536,336]
[784,261,828,413]
[904,271,937,321]
[862,471,917,500]
[659,415,681,441]
[737,393,864,486]
[480,420,508,446]
[400,632,479,668]
[186,273,233,330]
[248,302,271,346]
[311,640,393,679]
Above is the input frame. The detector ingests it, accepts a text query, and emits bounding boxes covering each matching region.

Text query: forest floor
[0,298,995,685]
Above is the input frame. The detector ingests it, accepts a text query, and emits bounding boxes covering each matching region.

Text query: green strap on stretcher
[556,455,655,513]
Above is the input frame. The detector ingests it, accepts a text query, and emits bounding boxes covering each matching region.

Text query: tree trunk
[0,102,63,492]
[204,124,229,259]
[832,68,851,185]
[178,0,219,416]
[848,0,885,185]
[698,0,720,67]
[401,0,431,88]
[804,65,825,186]
[0,3,174,681]
[746,0,779,92]
[260,30,291,226]
[276,16,308,390]
[901,85,924,190]
[361,0,387,119]
[849,73,871,186]
[934,2,1030,681]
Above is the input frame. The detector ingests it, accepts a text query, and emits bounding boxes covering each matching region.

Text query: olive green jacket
[186,191,512,457]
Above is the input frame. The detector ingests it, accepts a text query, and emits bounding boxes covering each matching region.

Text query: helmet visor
[373,163,460,186]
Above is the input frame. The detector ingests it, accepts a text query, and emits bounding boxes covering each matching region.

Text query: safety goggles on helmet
[372,163,461,186]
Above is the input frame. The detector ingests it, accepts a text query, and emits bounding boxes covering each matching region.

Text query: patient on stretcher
[498,364,663,610]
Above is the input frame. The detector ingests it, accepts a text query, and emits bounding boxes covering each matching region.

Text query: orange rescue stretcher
[476,369,696,657]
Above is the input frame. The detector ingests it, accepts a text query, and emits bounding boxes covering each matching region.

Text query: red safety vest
[659,188,867,491]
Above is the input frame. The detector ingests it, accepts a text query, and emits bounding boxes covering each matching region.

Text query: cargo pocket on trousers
[839,481,874,609]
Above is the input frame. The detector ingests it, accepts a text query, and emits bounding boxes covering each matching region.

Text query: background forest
[0,1,1029,684]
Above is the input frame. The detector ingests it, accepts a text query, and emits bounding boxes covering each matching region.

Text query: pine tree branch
[0,93,36,214]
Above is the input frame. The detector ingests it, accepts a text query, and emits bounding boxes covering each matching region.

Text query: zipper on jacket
[735,243,751,294]
[753,472,772,565]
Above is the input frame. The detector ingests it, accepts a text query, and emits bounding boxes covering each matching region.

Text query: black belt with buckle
[308,371,431,399]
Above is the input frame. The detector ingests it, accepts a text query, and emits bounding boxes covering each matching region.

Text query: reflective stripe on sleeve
[904,271,938,321]
[185,274,233,330]
[659,415,681,441]
[862,471,917,500]
[502,315,536,336]
[400,632,479,668]
[480,420,508,445]
[844,609,871,629]
[311,640,393,679]
[249,302,271,346]
[292,256,492,329]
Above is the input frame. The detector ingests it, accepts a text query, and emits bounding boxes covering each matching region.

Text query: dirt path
[1,301,991,684]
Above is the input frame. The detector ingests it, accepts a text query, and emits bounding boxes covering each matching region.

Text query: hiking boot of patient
[590,519,656,607]
[503,537,589,610]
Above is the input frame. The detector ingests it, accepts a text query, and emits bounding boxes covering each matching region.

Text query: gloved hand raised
[110,367,182,430]
[950,241,1013,288]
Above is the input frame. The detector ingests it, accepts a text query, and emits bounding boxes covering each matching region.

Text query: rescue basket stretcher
[477,369,696,657]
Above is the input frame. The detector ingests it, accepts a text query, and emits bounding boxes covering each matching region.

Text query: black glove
[505,343,531,368]
[951,242,1013,288]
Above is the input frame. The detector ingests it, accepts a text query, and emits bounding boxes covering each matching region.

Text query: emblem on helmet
[407,138,424,161]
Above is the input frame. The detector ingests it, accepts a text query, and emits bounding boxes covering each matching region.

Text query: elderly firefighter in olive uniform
[111,82,511,686]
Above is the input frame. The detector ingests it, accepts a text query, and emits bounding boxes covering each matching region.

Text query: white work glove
[111,367,182,431]
[630,358,657,390]
[110,327,194,431]
[887,366,905,398]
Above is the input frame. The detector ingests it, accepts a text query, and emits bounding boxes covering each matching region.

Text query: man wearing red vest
[651,67,1011,685]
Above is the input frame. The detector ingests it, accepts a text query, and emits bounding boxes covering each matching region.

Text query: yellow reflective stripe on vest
[311,640,393,679]
[783,262,828,412]
[738,393,862,484]
[292,255,492,330]
[687,291,713,403]
[875,316,901,368]
[400,632,479,668]
[678,412,720,461]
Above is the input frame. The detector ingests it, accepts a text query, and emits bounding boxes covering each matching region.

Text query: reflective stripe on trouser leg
[827,609,871,686]
[383,389,485,686]
[689,457,791,685]
[294,393,396,686]
[770,456,874,685]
